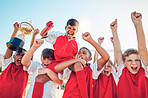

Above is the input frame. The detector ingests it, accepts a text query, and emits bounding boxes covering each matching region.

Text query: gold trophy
[6,21,34,52]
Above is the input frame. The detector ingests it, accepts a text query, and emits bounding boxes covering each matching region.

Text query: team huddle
[0,11,148,98]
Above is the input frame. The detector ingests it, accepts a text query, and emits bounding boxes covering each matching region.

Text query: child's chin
[131,68,140,74]
[130,70,138,74]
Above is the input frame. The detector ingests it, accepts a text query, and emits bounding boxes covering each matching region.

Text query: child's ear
[76,29,78,33]
[123,61,126,66]
[65,26,67,30]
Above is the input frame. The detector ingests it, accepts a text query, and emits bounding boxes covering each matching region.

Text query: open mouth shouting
[43,64,49,67]
[103,70,109,76]
[67,31,74,39]
[17,58,22,64]
[131,66,138,72]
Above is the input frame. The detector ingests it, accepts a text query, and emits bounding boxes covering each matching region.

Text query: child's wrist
[134,21,142,27]
[112,29,117,33]
[14,29,18,32]
[87,38,94,43]
[32,33,37,36]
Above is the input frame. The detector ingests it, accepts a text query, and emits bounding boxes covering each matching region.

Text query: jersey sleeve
[58,67,71,80]
[2,56,13,71]
[45,31,64,44]
[27,61,40,72]
[116,62,125,78]
[90,61,104,79]
[112,66,119,85]
[141,61,148,78]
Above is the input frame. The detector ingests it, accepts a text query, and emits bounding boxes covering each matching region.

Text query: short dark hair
[41,48,55,60]
[66,19,79,27]
[122,48,139,61]
[17,48,27,53]
[80,47,92,57]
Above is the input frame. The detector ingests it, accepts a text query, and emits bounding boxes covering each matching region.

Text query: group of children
[0,11,148,98]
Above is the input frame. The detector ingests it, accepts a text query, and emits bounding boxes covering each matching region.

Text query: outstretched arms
[5,22,19,59]
[131,11,148,66]
[82,32,110,70]
[21,39,44,68]
[30,29,39,48]
[110,19,122,66]
[93,37,104,63]
[30,29,39,60]
[55,58,86,73]
[40,27,48,36]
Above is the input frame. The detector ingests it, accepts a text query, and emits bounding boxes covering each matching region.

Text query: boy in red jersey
[111,12,148,98]
[32,19,90,98]
[54,32,110,98]
[93,37,117,98]
[0,22,39,98]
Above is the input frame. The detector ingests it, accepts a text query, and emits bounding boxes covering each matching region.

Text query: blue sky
[1,0,148,62]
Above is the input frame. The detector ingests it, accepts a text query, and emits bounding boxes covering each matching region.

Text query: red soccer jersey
[0,63,28,98]
[117,67,148,98]
[46,35,78,73]
[63,66,93,98]
[93,73,117,98]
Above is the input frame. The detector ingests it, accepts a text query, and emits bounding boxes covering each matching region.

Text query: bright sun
[79,18,91,31]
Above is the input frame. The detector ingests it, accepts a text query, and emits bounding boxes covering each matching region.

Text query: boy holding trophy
[0,22,39,98]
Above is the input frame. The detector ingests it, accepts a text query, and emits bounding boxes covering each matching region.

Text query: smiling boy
[111,12,148,98]
[0,22,38,98]
[32,19,81,98]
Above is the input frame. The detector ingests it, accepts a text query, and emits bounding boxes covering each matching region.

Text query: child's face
[123,54,141,74]
[65,25,78,39]
[102,61,113,76]
[77,48,92,63]
[41,57,53,68]
[14,50,26,66]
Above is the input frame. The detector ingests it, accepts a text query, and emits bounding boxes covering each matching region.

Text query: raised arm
[30,29,39,48]
[4,22,19,59]
[21,39,44,68]
[110,19,122,66]
[131,11,148,66]
[93,37,104,63]
[82,32,110,70]
[40,27,48,36]
[30,29,39,60]
[55,58,86,72]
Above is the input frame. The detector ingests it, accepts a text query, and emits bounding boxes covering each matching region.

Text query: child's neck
[66,35,75,40]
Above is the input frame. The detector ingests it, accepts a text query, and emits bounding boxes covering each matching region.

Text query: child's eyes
[108,66,111,68]
[135,59,140,62]
[78,52,86,54]
[127,60,132,62]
